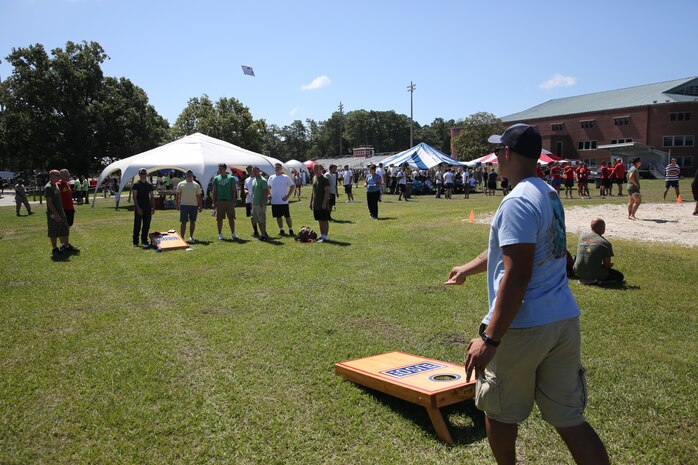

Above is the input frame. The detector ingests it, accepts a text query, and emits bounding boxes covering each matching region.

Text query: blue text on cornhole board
[382,362,444,378]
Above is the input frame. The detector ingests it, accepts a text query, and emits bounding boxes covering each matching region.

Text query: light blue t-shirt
[366,173,381,192]
[484,177,579,328]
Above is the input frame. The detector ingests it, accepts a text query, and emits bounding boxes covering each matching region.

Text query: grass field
[1,179,696,464]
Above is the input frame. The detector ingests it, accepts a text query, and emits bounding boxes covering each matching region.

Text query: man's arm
[175,188,181,211]
[444,249,488,285]
[464,243,535,381]
[322,185,330,209]
[197,191,203,211]
[230,179,237,203]
[46,194,63,222]
[261,187,270,206]
[285,184,295,202]
[149,189,155,215]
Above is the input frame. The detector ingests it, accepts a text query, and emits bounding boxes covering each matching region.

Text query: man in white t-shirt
[324,164,339,220]
[342,164,354,203]
[175,170,203,242]
[396,166,408,201]
[268,163,296,236]
[445,123,608,464]
[376,163,385,195]
[243,165,259,237]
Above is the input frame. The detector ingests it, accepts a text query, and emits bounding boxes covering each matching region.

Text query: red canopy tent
[469,150,562,165]
[303,160,316,170]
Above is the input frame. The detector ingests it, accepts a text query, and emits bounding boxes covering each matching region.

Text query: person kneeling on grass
[572,217,624,285]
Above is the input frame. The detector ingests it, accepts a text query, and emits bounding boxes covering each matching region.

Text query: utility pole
[338,101,344,157]
[407,81,416,147]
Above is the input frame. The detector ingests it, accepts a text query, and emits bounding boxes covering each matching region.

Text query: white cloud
[289,108,299,116]
[301,75,331,91]
[539,74,577,90]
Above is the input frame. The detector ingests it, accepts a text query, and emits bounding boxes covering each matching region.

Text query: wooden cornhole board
[335,351,476,444]
[149,231,189,251]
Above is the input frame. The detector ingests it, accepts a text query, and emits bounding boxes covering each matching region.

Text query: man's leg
[285,215,293,233]
[627,195,634,218]
[190,221,196,239]
[675,186,680,199]
[319,219,329,237]
[216,217,223,234]
[141,213,152,244]
[276,215,284,231]
[485,418,518,465]
[133,214,142,245]
[180,221,187,238]
[631,194,642,217]
[228,216,235,235]
[556,422,610,465]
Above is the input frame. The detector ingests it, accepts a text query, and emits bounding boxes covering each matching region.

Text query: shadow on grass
[329,218,354,224]
[640,218,678,224]
[376,217,397,221]
[51,253,71,262]
[360,386,486,445]
[188,240,213,246]
[319,239,351,246]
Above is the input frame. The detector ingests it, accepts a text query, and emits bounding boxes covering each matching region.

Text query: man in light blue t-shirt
[445,124,609,465]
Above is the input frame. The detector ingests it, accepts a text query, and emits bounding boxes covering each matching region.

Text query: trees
[0,41,168,174]
[171,95,265,152]
[416,118,458,155]
[451,112,505,161]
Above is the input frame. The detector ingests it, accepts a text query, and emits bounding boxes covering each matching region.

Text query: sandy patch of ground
[477,202,697,248]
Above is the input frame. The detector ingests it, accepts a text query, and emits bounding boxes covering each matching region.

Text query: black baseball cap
[488,123,542,159]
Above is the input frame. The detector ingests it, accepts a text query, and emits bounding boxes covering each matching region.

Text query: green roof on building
[502,77,698,122]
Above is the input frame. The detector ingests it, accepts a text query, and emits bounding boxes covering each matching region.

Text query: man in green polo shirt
[251,166,270,241]
[212,163,239,241]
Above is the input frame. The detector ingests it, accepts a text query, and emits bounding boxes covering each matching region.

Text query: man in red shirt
[599,161,610,197]
[612,159,626,196]
[576,163,590,198]
[55,168,80,253]
[549,162,562,195]
[563,163,576,198]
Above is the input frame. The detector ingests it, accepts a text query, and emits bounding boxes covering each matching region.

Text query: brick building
[452,77,698,176]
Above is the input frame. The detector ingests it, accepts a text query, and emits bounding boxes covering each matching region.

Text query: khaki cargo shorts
[475,317,587,428]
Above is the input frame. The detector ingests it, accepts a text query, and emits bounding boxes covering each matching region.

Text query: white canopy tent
[285,159,310,176]
[92,133,290,208]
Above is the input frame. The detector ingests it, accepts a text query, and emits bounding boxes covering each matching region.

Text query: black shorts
[245,202,252,218]
[602,179,611,188]
[564,179,574,188]
[313,209,330,221]
[615,178,624,185]
[344,185,352,194]
[487,181,497,190]
[64,209,75,227]
[328,193,336,207]
[665,180,679,188]
[398,184,406,193]
[271,204,290,218]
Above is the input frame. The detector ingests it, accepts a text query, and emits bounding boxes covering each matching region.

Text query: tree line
[0,41,502,175]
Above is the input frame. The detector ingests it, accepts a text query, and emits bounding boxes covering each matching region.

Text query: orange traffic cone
[469,209,475,223]
[677,195,682,204]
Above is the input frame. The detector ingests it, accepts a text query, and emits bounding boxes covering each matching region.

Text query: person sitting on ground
[572,217,624,285]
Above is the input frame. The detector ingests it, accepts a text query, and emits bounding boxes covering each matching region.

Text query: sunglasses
[493,146,506,156]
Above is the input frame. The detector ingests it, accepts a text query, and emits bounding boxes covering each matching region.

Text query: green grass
[1,179,696,464]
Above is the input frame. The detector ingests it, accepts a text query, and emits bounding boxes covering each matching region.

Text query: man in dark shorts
[250,166,270,241]
[342,165,354,203]
[549,162,562,195]
[563,163,575,198]
[691,170,698,216]
[310,164,330,242]
[132,168,155,247]
[599,161,611,197]
[663,158,681,200]
[612,158,626,196]
[268,163,296,236]
[45,170,78,257]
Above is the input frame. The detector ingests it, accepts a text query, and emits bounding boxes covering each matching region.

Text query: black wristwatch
[481,333,501,347]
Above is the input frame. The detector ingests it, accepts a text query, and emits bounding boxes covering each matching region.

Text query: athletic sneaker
[288,229,295,237]
[188,237,194,242]
[218,233,224,240]
[252,231,259,237]
[231,232,240,240]
[258,235,269,242]
[279,230,286,236]
[60,244,80,254]
[51,247,63,257]
[316,238,325,243]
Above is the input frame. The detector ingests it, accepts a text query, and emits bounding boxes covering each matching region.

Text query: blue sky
[2,0,697,128]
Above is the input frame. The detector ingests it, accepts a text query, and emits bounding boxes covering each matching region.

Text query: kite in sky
[241,65,255,77]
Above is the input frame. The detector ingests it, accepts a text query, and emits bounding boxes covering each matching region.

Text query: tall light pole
[407,81,416,147]
[338,101,344,157]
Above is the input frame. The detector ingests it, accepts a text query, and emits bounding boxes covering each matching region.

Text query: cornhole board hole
[335,351,476,444]
[149,231,189,251]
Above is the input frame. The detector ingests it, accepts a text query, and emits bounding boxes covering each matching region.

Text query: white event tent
[92,133,290,208]
[284,159,310,176]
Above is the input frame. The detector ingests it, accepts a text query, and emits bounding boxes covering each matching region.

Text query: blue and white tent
[378,142,467,169]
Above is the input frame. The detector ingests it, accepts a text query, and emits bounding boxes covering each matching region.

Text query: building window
[670,112,691,122]
[614,116,630,125]
[552,123,564,131]
[580,120,595,129]
[663,135,695,147]
[577,140,597,150]
[610,138,633,144]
